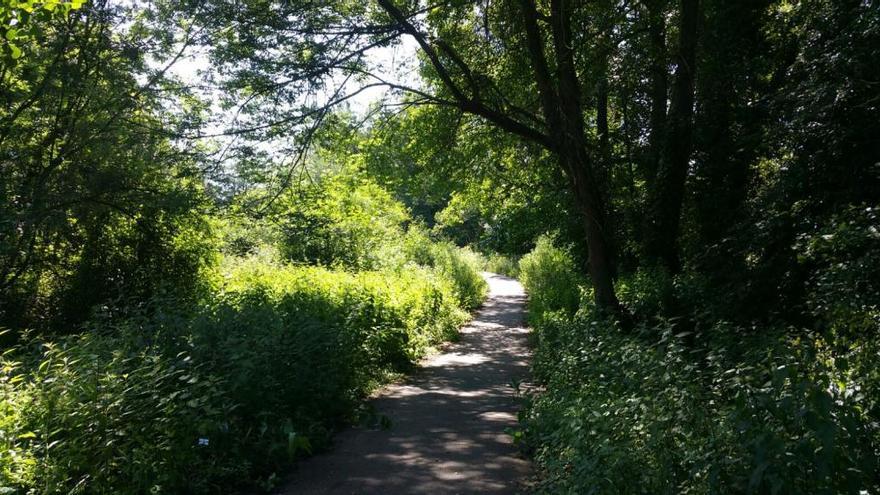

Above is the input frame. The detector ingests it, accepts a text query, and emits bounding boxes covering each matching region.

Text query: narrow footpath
[278,273,532,494]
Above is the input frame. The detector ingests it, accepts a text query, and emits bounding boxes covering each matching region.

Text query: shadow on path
[276,273,532,495]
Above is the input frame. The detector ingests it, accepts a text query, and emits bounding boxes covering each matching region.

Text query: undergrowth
[518,237,880,494]
[0,233,486,494]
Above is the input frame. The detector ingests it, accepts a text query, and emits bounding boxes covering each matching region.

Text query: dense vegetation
[519,238,878,493]
[1,249,484,493]
[0,167,487,492]
[0,4,487,491]
[1,0,878,493]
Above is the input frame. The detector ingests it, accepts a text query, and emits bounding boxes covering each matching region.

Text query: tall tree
[644,0,699,271]
[691,0,769,258]
[643,0,668,181]
[0,0,213,333]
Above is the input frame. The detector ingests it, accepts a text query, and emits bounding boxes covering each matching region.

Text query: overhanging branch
[376,0,553,150]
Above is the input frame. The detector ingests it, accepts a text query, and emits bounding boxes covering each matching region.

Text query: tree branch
[519,0,562,140]
[376,0,553,149]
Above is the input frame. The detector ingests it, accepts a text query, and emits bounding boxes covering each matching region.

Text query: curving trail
[277,273,532,495]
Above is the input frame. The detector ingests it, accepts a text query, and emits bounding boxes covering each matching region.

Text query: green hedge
[0,257,477,494]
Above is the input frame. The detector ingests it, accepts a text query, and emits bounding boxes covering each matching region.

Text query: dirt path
[277,273,532,494]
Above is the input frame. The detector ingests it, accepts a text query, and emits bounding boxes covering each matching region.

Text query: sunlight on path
[276,273,532,494]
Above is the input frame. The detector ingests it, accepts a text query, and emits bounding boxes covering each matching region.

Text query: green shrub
[519,238,880,494]
[403,227,488,310]
[217,212,283,258]
[274,176,409,271]
[2,328,235,494]
[0,357,36,489]
[525,312,880,494]
[615,265,674,319]
[797,205,880,339]
[518,235,584,321]
[483,252,520,278]
[0,257,474,494]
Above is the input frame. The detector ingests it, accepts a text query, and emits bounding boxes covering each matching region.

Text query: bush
[518,239,880,494]
[274,176,409,271]
[1,327,234,494]
[0,256,476,494]
[524,313,880,494]
[403,227,488,310]
[483,252,520,278]
[797,205,880,339]
[518,235,584,321]
[615,265,674,319]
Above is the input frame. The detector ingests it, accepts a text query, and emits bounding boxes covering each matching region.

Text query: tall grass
[518,235,584,321]
[0,245,484,493]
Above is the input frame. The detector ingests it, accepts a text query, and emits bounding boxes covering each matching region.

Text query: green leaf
[9,43,21,59]
[287,432,312,457]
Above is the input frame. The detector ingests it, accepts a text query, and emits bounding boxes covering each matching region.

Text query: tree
[0,0,84,63]
[643,0,699,272]
[0,0,214,334]
[164,0,634,310]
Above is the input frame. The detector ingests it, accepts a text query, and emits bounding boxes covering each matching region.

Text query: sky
[131,7,426,187]
[163,27,422,119]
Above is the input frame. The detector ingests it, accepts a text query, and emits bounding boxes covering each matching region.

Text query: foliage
[796,205,880,339]
[0,0,877,492]
[0,1,217,336]
[271,174,409,271]
[402,226,487,311]
[2,330,232,494]
[0,252,479,493]
[482,252,520,279]
[518,236,584,322]
[518,239,880,495]
[615,265,674,320]
[0,0,83,63]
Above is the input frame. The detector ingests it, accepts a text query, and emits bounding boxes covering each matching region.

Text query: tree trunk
[594,36,618,279]
[566,152,620,310]
[513,0,622,311]
[549,0,620,310]
[694,0,763,251]
[597,75,610,170]
[383,0,625,312]
[644,0,699,272]
[645,0,668,179]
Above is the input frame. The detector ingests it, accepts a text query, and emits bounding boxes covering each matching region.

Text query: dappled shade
[280,274,532,494]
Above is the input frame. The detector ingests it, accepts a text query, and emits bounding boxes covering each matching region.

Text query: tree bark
[694,0,763,251]
[562,149,620,310]
[644,0,699,272]
[548,0,620,310]
[597,75,610,166]
[596,25,612,192]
